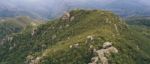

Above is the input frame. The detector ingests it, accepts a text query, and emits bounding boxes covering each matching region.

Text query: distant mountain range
[0,0,150,19]
[0,16,44,42]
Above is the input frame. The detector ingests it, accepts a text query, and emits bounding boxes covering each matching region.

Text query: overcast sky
[0,0,143,7]
[0,0,149,9]
[0,0,149,18]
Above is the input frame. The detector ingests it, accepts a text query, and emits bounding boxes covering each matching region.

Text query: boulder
[31,28,37,36]
[52,34,57,40]
[87,35,94,41]
[103,42,112,49]
[89,57,99,64]
[69,43,79,48]
[70,16,75,21]
[61,12,70,21]
[30,57,42,64]
[89,42,118,64]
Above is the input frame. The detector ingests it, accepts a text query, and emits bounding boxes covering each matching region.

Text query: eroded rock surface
[25,55,42,64]
[61,12,71,21]
[89,42,118,64]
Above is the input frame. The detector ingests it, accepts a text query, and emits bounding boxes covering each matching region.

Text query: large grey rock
[89,42,118,64]
[61,12,70,21]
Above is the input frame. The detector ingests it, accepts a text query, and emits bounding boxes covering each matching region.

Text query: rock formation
[89,42,118,64]
[61,12,75,22]
[25,55,42,64]
[61,12,71,21]
[69,43,80,48]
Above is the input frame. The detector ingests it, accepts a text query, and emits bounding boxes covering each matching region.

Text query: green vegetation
[126,16,150,27]
[0,16,44,41]
[0,10,150,64]
[0,21,21,39]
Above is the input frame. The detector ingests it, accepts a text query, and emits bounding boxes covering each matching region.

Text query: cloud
[139,0,150,6]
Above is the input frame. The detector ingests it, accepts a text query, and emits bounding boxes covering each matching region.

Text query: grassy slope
[0,10,150,64]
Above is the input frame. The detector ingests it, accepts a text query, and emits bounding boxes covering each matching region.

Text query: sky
[0,0,149,10]
[0,0,149,11]
[0,0,149,18]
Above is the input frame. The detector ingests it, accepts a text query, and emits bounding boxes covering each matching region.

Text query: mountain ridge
[0,10,150,64]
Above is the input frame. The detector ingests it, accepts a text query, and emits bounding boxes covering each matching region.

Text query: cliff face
[0,10,150,64]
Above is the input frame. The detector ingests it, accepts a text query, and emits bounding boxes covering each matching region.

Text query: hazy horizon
[0,0,150,19]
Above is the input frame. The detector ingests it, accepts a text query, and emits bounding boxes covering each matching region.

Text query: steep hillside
[0,10,150,64]
[126,16,150,42]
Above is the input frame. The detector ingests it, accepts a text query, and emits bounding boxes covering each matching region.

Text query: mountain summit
[0,10,150,64]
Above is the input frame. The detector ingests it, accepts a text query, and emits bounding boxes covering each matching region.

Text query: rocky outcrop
[86,35,95,44]
[61,12,74,22]
[7,36,13,42]
[25,55,42,64]
[114,24,119,35]
[32,27,39,36]
[0,36,14,46]
[52,34,57,40]
[31,28,37,36]
[89,42,118,64]
[61,12,71,21]
[69,43,80,48]
[87,36,94,41]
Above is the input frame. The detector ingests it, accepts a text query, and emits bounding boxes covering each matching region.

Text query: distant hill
[104,0,150,17]
[0,0,150,19]
[0,10,150,64]
[0,16,44,42]
[126,16,150,27]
